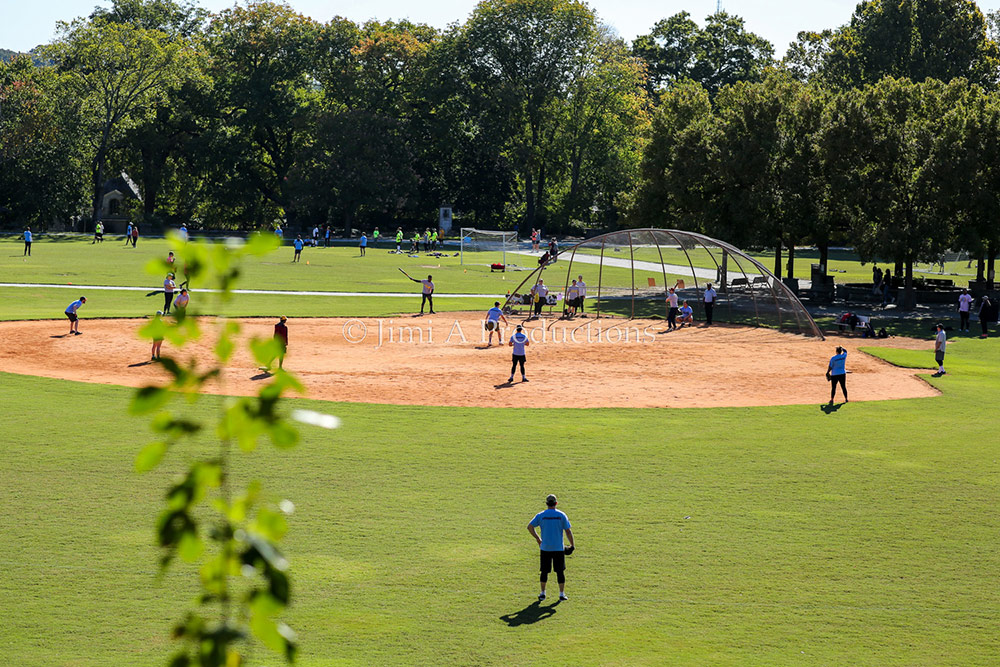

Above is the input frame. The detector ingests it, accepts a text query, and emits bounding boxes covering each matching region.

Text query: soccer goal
[460,228,518,267]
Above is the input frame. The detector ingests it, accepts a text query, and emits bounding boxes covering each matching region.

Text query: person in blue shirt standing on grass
[293,236,304,262]
[508,324,530,383]
[827,345,848,405]
[359,232,367,256]
[527,494,575,602]
[23,227,32,256]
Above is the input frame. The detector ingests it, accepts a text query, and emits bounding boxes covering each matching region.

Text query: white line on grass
[0,283,504,298]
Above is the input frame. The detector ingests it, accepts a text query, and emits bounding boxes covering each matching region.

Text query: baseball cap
[80,296,86,302]
[546,494,557,506]
[280,316,287,322]
[156,310,163,315]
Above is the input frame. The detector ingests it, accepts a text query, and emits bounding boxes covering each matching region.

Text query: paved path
[509,250,760,283]
[0,282,504,298]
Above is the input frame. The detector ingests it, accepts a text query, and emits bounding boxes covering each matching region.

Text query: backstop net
[460,228,518,267]
[501,228,823,338]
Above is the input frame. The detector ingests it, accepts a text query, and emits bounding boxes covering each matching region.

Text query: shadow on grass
[499,600,560,627]
[821,402,845,414]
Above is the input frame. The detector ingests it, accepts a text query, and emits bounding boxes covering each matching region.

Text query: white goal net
[460,228,518,267]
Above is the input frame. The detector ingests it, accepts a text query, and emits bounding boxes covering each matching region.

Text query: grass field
[3,232,998,665]
[2,337,999,665]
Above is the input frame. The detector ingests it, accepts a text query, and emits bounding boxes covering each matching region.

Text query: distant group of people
[957,288,993,338]
[872,265,893,307]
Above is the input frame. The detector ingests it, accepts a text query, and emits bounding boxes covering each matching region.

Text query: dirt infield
[0,314,939,408]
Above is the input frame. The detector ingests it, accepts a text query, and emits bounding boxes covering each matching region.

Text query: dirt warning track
[0,314,938,409]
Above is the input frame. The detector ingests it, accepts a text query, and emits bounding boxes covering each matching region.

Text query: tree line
[2,0,1000,269]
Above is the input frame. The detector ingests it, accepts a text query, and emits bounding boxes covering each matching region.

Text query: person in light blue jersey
[484,301,509,347]
[65,296,86,335]
[359,232,367,257]
[527,494,574,602]
[507,324,530,383]
[293,236,304,263]
[23,227,32,256]
[827,345,848,404]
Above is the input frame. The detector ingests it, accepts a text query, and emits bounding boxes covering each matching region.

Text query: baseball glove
[564,546,575,556]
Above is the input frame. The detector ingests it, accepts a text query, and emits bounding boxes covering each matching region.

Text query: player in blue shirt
[293,236,304,263]
[23,227,32,256]
[508,324,530,383]
[359,232,367,256]
[827,346,848,404]
[65,296,86,335]
[484,301,509,347]
[528,494,575,601]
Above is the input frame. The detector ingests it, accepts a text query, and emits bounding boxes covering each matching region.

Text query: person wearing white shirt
[408,274,435,314]
[162,273,176,314]
[531,280,549,318]
[958,289,973,332]
[577,275,587,314]
[508,325,530,382]
[934,323,947,374]
[703,283,718,325]
[666,287,679,330]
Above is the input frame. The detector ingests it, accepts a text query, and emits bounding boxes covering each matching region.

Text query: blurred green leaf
[245,231,281,255]
[253,507,288,541]
[250,338,283,367]
[268,422,299,449]
[135,441,168,472]
[178,529,204,563]
[130,386,171,415]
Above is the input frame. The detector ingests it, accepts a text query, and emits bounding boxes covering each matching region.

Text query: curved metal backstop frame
[503,228,824,339]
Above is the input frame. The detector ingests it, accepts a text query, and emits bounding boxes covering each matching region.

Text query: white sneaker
[559,593,568,601]
[538,592,546,601]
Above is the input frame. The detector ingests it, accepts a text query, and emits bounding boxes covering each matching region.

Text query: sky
[3,0,1000,55]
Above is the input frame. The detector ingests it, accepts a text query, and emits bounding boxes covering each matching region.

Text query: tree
[820,78,967,307]
[781,30,834,83]
[461,0,599,230]
[0,55,89,226]
[204,2,322,230]
[824,0,999,88]
[633,11,774,97]
[42,16,193,225]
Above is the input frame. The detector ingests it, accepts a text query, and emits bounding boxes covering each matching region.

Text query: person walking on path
[527,494,574,601]
[65,296,86,335]
[124,222,133,246]
[408,274,435,314]
[979,295,993,338]
[508,324,530,383]
[666,287,679,330]
[131,223,139,247]
[485,301,508,346]
[827,346,848,404]
[703,283,717,325]
[958,289,973,332]
[162,273,176,314]
[293,236,304,262]
[23,227,32,256]
[359,232,367,256]
[934,323,947,375]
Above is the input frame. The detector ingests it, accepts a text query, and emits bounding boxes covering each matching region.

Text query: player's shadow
[821,402,845,414]
[494,381,518,390]
[499,600,560,627]
[128,361,153,367]
[250,371,273,381]
[49,334,69,338]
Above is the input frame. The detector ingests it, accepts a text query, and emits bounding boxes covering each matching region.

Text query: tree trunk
[773,242,783,280]
[91,154,105,226]
[894,258,903,280]
[786,242,795,279]
[903,259,916,310]
[976,254,985,283]
[343,209,353,238]
[988,246,997,290]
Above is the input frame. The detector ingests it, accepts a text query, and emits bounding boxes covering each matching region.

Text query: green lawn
[2,336,999,665]
[0,237,661,296]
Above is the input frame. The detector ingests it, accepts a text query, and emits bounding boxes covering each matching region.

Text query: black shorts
[66,312,78,322]
[540,550,566,573]
[935,350,945,364]
[512,354,526,363]
[485,320,499,331]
